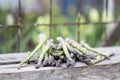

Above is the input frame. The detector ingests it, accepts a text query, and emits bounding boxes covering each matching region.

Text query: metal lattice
[0,0,118,52]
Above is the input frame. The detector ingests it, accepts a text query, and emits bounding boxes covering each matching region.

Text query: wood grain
[0,47,120,80]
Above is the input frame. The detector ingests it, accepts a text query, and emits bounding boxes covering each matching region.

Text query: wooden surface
[0,46,120,80]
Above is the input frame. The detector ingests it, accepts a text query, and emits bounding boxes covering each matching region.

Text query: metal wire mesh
[0,0,118,52]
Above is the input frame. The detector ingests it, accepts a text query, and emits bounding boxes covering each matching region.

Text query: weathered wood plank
[0,61,120,80]
[0,53,27,65]
[0,46,120,80]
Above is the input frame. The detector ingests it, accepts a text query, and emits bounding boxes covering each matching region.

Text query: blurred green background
[0,0,120,53]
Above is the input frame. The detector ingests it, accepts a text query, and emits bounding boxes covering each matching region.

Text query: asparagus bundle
[18,34,114,69]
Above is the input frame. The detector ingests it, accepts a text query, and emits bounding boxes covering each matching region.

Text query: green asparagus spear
[66,59,75,67]
[66,38,87,55]
[42,53,49,66]
[18,34,46,69]
[48,54,54,65]
[52,51,64,56]
[80,41,110,58]
[57,37,73,62]
[36,39,53,68]
[66,42,83,56]
[90,52,114,64]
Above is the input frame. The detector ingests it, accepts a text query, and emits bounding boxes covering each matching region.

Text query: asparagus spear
[66,38,87,55]
[90,52,114,64]
[66,42,83,56]
[36,39,53,69]
[25,51,31,64]
[57,37,73,62]
[51,44,62,50]
[42,53,49,66]
[18,34,46,69]
[80,41,111,58]
[66,59,75,67]
[52,51,64,57]
[48,54,54,65]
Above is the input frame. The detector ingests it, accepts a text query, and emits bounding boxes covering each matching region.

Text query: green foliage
[0,4,119,54]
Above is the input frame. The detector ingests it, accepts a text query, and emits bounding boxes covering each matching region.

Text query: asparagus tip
[65,38,73,45]
[103,52,115,59]
[38,34,47,42]
[65,38,70,41]
[57,37,62,41]
[38,34,46,39]
[47,39,53,44]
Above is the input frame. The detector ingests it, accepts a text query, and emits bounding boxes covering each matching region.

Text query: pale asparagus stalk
[42,53,49,66]
[57,37,73,62]
[66,42,83,56]
[90,52,114,64]
[36,39,53,68]
[66,38,86,55]
[48,54,54,65]
[80,41,110,58]
[52,51,64,56]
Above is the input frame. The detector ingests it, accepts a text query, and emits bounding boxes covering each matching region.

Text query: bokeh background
[0,0,120,53]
